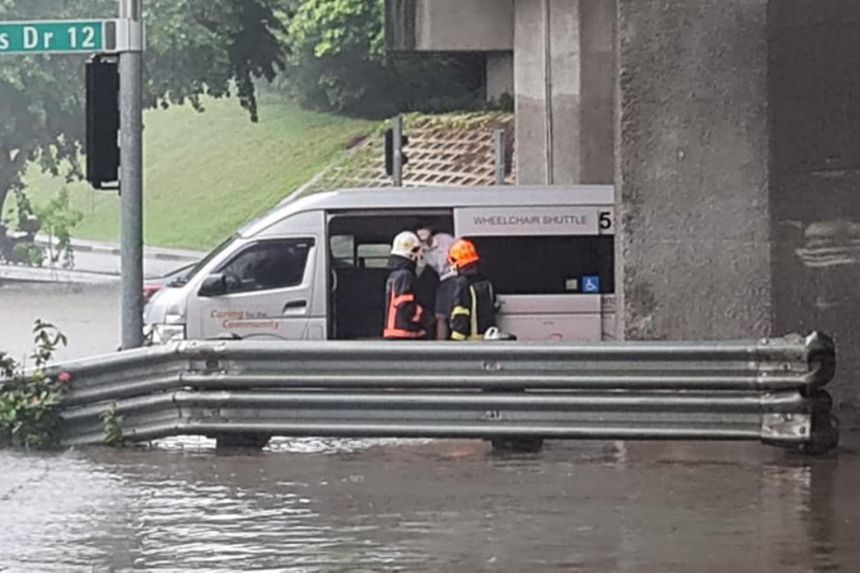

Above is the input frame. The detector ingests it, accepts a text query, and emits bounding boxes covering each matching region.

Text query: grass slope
[25,96,372,250]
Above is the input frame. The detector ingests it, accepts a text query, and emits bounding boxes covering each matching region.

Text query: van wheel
[215,433,271,451]
[490,437,544,454]
[211,333,243,340]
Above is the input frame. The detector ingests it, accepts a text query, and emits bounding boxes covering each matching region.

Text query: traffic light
[86,55,120,190]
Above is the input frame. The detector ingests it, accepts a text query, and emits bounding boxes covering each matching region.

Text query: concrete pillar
[615,0,772,340]
[578,0,615,184]
[514,0,615,185]
[769,0,860,407]
[514,0,550,183]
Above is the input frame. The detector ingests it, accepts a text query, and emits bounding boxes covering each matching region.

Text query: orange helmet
[448,239,480,269]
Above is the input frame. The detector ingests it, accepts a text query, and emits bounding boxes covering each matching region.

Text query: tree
[282,0,483,117]
[0,0,286,217]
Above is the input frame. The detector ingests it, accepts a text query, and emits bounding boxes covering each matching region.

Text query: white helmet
[390,231,422,261]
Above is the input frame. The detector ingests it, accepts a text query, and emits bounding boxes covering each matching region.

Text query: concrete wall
[514,0,615,185]
[385,0,417,51]
[415,0,514,51]
[769,0,860,406]
[615,0,773,340]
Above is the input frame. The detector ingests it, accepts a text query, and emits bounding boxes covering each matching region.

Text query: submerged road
[0,282,858,571]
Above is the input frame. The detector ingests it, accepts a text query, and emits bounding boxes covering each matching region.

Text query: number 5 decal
[598,211,613,233]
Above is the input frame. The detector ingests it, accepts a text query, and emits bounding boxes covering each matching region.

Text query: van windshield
[172,234,237,286]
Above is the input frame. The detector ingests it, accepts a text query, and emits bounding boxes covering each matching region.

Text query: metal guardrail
[52,332,839,452]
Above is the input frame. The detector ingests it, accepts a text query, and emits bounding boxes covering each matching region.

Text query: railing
[53,332,839,453]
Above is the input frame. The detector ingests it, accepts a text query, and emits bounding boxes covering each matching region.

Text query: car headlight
[151,323,186,344]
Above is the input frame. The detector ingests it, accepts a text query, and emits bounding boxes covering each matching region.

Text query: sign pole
[392,115,403,187]
[119,0,143,349]
[493,128,506,185]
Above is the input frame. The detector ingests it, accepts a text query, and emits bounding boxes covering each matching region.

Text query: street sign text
[0,21,107,54]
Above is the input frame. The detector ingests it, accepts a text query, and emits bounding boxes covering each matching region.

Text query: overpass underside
[387,0,860,409]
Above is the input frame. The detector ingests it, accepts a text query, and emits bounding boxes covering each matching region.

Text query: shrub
[0,320,70,449]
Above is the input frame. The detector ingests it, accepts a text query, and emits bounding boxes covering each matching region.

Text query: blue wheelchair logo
[582,276,601,294]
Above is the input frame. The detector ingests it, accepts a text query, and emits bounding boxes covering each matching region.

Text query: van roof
[241,185,614,237]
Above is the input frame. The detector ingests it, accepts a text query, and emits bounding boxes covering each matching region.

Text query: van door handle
[283,300,308,313]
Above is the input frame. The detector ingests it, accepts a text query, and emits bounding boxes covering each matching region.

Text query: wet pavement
[1,282,860,571]
[0,237,201,287]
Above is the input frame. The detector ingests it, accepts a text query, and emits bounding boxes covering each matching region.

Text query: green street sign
[0,20,111,54]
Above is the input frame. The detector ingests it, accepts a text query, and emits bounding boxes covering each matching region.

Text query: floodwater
[1,282,860,571]
[0,281,120,364]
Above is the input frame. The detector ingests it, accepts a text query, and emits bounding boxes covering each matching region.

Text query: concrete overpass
[387,0,860,408]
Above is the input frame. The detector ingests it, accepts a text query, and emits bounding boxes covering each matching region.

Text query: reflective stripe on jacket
[383,256,426,339]
[450,267,496,341]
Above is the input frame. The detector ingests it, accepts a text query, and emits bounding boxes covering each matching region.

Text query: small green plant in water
[101,404,125,448]
[0,320,71,449]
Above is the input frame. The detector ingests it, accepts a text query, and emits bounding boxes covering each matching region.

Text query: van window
[330,235,355,264]
[176,233,237,286]
[218,238,314,294]
[356,243,390,268]
[468,236,614,295]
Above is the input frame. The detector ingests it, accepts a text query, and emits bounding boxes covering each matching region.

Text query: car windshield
[172,234,236,286]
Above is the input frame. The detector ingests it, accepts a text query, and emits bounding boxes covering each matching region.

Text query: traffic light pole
[119,0,143,349]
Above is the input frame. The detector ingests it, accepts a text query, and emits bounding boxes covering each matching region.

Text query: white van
[143,185,616,344]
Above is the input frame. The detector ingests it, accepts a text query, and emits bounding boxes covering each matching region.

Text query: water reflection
[1,434,858,571]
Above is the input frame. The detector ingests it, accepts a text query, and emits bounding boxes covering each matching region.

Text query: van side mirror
[199,273,227,297]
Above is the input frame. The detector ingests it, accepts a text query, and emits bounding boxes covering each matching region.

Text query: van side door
[193,236,323,340]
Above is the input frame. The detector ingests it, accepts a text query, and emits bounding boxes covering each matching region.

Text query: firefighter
[448,239,497,341]
[383,231,427,340]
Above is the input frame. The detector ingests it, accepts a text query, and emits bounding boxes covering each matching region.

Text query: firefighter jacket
[383,255,427,339]
[450,264,497,341]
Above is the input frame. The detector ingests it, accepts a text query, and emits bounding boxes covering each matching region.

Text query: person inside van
[423,232,457,340]
[414,227,440,339]
[448,239,498,341]
[383,231,427,340]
